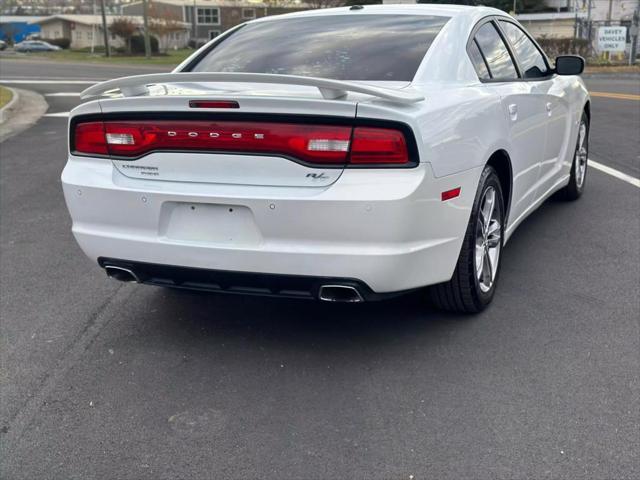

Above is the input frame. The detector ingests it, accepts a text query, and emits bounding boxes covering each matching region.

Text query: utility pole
[192,0,197,45]
[142,0,151,59]
[630,6,639,65]
[91,0,96,54]
[586,0,592,58]
[606,0,613,61]
[573,0,578,40]
[99,0,110,57]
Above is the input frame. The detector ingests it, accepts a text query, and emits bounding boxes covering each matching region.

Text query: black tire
[558,110,589,201]
[430,166,505,314]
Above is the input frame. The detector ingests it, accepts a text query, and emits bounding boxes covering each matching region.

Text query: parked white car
[62,4,590,312]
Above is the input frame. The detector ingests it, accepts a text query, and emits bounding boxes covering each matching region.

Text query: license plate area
[159,202,262,247]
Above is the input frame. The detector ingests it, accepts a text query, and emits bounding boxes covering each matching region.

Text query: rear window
[190,14,450,81]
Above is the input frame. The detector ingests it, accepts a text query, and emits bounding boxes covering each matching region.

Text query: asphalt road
[1,59,639,480]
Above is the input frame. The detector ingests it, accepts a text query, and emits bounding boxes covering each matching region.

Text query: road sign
[597,26,627,52]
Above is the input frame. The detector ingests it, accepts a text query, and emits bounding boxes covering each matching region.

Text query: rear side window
[499,21,550,78]
[468,39,491,80]
[473,22,518,80]
[190,15,450,81]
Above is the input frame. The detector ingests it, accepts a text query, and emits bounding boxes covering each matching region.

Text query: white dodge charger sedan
[62,4,590,312]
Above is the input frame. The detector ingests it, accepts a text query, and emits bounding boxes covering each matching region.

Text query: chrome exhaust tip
[105,265,140,283]
[318,285,364,303]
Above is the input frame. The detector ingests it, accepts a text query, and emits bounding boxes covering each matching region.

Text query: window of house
[54,31,61,38]
[473,22,518,80]
[197,7,219,25]
[87,30,93,41]
[242,8,255,19]
[75,31,83,40]
[209,30,220,40]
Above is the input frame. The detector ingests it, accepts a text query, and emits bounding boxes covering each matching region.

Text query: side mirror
[555,55,585,76]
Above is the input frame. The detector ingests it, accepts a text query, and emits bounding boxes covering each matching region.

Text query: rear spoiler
[79,72,425,105]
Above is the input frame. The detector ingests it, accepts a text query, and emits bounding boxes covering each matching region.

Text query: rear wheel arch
[485,149,513,226]
[430,165,505,313]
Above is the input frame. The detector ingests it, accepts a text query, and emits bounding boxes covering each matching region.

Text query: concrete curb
[0,86,19,123]
[0,87,48,143]
[583,71,640,79]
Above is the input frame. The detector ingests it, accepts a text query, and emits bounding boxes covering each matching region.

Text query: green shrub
[536,37,590,60]
[130,35,159,54]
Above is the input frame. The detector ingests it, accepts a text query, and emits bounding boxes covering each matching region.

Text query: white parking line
[589,159,640,188]
[43,112,71,117]
[45,93,82,97]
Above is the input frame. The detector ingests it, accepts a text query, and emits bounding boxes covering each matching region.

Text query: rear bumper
[98,257,412,301]
[62,156,482,293]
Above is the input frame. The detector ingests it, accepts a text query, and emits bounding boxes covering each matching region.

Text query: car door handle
[546,102,553,116]
[508,104,518,121]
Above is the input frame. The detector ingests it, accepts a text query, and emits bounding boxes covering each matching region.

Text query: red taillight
[74,122,108,155]
[73,120,412,167]
[350,127,409,165]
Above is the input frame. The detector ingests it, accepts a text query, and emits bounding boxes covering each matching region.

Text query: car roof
[252,4,507,24]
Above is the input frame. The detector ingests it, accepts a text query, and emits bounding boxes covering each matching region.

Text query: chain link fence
[572,18,640,64]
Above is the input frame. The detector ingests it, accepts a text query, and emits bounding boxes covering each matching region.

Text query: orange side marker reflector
[441,187,461,201]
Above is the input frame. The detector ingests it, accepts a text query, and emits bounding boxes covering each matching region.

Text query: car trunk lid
[72,76,420,187]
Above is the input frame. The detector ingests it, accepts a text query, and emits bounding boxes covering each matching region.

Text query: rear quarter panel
[358,84,507,179]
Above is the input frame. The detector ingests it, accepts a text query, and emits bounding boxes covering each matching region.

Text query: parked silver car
[14,40,61,52]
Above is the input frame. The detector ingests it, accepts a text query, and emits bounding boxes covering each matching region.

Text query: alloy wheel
[475,186,502,293]
[575,120,588,189]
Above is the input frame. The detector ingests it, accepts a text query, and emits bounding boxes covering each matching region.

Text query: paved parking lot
[1,59,638,479]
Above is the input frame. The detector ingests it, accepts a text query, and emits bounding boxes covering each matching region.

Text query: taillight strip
[72,117,416,167]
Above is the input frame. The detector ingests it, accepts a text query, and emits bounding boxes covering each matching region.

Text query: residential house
[121,0,307,45]
[32,14,190,49]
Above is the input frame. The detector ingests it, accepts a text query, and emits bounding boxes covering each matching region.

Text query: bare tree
[109,17,138,54]
[149,7,185,53]
[2,23,17,45]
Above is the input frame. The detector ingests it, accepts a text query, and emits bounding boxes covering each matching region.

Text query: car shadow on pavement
[143,286,467,351]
